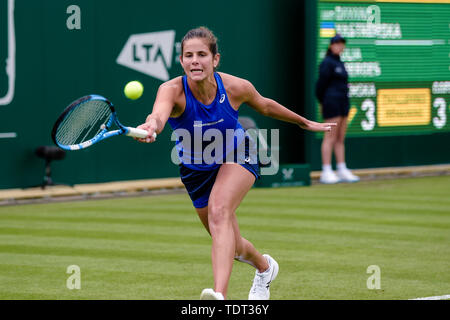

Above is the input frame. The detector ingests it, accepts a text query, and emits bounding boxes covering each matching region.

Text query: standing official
[316,34,359,184]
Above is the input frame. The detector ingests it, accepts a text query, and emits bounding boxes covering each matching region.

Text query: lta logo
[117,30,176,81]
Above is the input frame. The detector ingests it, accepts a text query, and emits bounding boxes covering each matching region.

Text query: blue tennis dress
[168,73,260,208]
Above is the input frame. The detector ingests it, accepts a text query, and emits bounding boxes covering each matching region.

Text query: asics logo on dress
[219,94,225,103]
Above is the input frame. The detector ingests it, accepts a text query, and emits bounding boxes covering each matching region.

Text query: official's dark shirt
[315,53,349,104]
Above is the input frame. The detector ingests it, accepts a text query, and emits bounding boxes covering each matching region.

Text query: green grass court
[0,175,449,300]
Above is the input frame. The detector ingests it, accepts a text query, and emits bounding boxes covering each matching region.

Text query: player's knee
[208,203,232,229]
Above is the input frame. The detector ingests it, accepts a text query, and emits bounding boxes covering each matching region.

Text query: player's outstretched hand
[135,122,157,143]
[299,120,337,132]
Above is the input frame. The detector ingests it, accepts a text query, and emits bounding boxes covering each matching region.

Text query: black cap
[330,34,346,44]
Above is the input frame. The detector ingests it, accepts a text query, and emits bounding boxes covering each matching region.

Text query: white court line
[0,132,17,139]
[409,294,450,300]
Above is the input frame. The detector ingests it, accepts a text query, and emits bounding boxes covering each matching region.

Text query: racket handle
[126,127,157,139]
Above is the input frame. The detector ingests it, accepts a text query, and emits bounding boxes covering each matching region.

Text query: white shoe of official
[320,170,340,184]
[337,169,360,183]
[200,288,224,300]
[248,254,279,300]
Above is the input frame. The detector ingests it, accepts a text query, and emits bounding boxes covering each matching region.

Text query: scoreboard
[316,0,450,136]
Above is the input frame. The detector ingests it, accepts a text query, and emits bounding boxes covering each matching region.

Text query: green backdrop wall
[0,0,306,189]
[2,0,447,190]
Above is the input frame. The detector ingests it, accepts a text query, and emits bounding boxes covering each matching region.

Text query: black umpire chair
[34,145,68,189]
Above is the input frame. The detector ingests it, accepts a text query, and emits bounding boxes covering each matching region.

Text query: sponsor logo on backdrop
[0,0,16,139]
[117,30,176,81]
[0,0,16,106]
[282,168,294,181]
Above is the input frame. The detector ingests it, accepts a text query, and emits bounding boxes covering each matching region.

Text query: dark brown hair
[181,26,219,57]
[326,45,333,56]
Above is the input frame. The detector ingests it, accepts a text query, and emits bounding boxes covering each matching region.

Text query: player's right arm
[136,78,183,143]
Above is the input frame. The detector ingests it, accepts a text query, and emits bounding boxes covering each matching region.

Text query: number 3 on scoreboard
[433,98,447,129]
[361,99,376,131]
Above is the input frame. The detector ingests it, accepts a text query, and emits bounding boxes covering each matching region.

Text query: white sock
[322,164,333,173]
[337,163,347,171]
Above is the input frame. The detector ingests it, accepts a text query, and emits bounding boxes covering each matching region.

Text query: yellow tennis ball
[124,81,144,100]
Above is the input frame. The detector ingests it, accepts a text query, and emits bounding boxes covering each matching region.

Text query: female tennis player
[136,27,336,300]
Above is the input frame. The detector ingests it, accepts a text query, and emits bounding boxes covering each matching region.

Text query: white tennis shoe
[248,254,279,300]
[320,170,340,184]
[200,288,224,300]
[337,169,360,183]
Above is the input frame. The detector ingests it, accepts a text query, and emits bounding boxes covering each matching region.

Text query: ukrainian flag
[320,22,336,38]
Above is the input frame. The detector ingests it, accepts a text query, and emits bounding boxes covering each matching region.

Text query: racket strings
[78,102,110,143]
[56,100,112,146]
[58,106,94,144]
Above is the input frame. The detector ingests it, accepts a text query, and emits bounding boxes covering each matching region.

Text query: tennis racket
[51,94,156,151]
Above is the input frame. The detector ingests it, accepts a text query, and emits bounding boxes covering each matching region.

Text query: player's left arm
[239,79,335,133]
